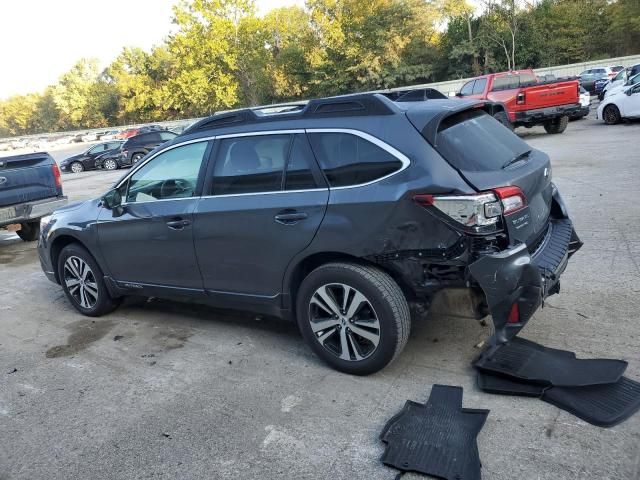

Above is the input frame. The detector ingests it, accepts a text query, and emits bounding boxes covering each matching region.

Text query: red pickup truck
[456,70,581,134]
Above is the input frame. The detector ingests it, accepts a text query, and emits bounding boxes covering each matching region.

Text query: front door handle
[274,212,308,225]
[166,218,191,230]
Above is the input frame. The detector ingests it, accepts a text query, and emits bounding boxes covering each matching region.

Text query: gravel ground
[1,114,639,480]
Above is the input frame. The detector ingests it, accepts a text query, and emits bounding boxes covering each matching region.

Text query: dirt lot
[1,116,639,480]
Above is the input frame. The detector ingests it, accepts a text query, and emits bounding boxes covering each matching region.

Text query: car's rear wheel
[70,162,84,173]
[131,153,145,164]
[603,104,621,125]
[57,243,121,317]
[543,115,569,134]
[103,159,119,170]
[16,221,40,241]
[296,262,410,375]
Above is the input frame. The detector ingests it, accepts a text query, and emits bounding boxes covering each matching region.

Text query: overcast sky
[0,0,303,100]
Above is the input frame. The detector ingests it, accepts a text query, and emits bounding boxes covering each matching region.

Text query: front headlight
[40,215,52,229]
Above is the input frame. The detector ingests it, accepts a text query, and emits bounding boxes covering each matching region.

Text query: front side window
[126,141,208,203]
[212,134,291,195]
[307,132,404,187]
[472,78,487,94]
[460,80,475,96]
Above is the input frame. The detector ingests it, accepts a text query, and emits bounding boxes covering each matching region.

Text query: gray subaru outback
[38,94,581,375]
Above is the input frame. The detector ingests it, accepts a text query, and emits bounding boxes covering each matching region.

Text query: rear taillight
[413,186,527,232]
[516,91,526,105]
[507,303,520,324]
[493,186,527,215]
[52,163,62,188]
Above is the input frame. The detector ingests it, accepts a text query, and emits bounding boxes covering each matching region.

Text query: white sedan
[597,83,640,124]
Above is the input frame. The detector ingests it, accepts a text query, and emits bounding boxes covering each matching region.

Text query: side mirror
[102,188,124,217]
[626,88,634,96]
[455,91,463,97]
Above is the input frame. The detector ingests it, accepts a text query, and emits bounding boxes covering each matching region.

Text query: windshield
[436,110,531,172]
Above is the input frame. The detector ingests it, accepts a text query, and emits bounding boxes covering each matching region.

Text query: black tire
[57,243,121,317]
[103,158,119,170]
[16,220,40,241]
[70,161,84,173]
[296,262,410,375]
[131,153,145,164]
[543,115,569,134]
[603,104,621,125]
[493,110,513,130]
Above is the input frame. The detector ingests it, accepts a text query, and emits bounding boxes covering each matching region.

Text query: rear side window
[491,74,536,91]
[307,132,403,187]
[212,134,291,195]
[159,131,177,141]
[436,110,530,172]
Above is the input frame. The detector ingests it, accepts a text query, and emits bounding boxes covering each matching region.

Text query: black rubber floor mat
[476,370,546,397]
[474,337,627,387]
[380,385,489,480]
[543,377,640,428]
[477,370,640,428]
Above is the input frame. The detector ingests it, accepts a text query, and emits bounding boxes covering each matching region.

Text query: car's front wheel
[296,262,410,375]
[57,243,121,317]
[603,104,621,125]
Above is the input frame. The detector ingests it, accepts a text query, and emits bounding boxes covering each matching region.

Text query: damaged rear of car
[403,100,582,345]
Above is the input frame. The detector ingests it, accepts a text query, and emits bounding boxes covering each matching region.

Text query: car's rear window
[436,110,530,172]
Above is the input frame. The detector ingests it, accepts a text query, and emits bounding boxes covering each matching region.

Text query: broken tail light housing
[414,186,527,233]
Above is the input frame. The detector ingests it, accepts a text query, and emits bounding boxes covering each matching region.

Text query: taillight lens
[493,186,527,215]
[413,186,527,232]
[52,163,62,188]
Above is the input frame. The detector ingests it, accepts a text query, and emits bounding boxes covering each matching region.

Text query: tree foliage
[1,0,638,137]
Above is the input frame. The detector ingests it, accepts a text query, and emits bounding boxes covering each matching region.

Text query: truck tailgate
[524,80,579,109]
[0,153,60,207]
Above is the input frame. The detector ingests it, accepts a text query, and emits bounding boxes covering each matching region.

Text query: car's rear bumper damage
[469,217,582,345]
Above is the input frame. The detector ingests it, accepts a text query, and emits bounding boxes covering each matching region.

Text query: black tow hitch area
[468,243,542,344]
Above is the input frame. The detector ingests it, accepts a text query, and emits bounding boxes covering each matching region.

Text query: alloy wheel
[603,106,619,124]
[63,256,99,309]
[104,159,117,170]
[70,162,84,173]
[308,283,381,361]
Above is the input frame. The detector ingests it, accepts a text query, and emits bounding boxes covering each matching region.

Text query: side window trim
[304,128,411,190]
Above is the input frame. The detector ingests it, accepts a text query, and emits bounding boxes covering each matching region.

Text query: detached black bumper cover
[469,217,582,343]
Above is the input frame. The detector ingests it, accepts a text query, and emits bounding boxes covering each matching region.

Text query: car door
[192,132,329,302]
[84,143,108,167]
[622,84,640,117]
[97,140,211,292]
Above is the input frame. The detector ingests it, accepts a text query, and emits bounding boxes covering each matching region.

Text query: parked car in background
[628,63,640,78]
[0,152,66,241]
[609,65,625,75]
[571,87,591,120]
[604,72,640,99]
[59,141,124,173]
[597,83,640,124]
[120,130,177,166]
[456,69,580,133]
[80,132,99,142]
[37,94,582,374]
[97,130,120,141]
[578,68,611,93]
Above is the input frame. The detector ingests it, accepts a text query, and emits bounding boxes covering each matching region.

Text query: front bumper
[0,196,68,227]
[469,217,582,344]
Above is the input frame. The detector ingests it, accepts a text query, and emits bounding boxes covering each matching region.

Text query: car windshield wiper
[502,149,532,169]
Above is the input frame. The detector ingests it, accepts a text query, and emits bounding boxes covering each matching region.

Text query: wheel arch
[49,234,91,283]
[283,251,415,314]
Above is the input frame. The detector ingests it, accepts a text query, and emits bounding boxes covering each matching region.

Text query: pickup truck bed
[0,152,67,241]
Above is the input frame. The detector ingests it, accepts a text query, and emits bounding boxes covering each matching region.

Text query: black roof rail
[182,93,397,135]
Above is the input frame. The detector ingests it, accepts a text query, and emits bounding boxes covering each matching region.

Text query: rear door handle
[274,212,308,225]
[166,218,191,230]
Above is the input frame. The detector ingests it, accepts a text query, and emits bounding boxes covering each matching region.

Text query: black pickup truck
[0,152,67,241]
